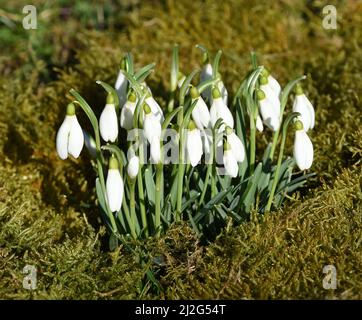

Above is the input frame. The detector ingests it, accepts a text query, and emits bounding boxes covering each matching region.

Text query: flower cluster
[56,46,315,245]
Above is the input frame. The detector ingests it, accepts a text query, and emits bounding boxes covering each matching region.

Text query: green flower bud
[212,87,221,99]
[295,84,304,95]
[109,156,119,169]
[202,52,209,65]
[128,91,137,103]
[188,119,197,130]
[259,76,268,85]
[106,93,115,104]
[261,68,270,77]
[256,89,266,100]
[225,126,233,135]
[294,120,304,131]
[223,141,231,151]
[178,71,185,80]
[120,57,126,70]
[143,103,152,114]
[66,102,76,116]
[190,86,200,99]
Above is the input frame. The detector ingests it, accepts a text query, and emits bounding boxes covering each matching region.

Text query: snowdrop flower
[100,93,118,142]
[293,120,314,170]
[292,84,315,131]
[262,68,281,97]
[120,91,137,130]
[127,152,139,179]
[190,86,211,130]
[186,120,203,167]
[210,87,234,129]
[223,142,238,178]
[106,157,124,212]
[225,126,245,163]
[256,89,280,131]
[256,114,264,132]
[259,76,280,119]
[145,94,164,124]
[143,104,162,144]
[115,59,128,107]
[150,137,161,164]
[56,103,84,160]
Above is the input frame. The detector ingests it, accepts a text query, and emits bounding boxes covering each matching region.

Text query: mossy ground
[0,0,361,299]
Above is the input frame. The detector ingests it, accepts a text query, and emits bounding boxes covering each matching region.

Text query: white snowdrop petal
[144,113,161,143]
[293,95,312,131]
[186,130,203,167]
[256,115,264,132]
[150,137,161,164]
[223,149,238,178]
[268,75,281,97]
[56,116,72,160]
[127,155,139,179]
[100,104,118,142]
[228,133,245,163]
[294,130,314,170]
[210,98,234,128]
[304,95,315,129]
[146,97,164,123]
[68,116,84,158]
[115,71,128,106]
[260,84,280,118]
[120,101,136,130]
[259,99,280,131]
[218,81,228,106]
[192,98,211,130]
[106,169,124,212]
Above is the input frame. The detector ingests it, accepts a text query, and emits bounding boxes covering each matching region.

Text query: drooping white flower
[223,142,238,178]
[127,153,140,179]
[190,87,211,130]
[150,136,161,164]
[145,95,164,124]
[225,127,245,163]
[106,157,124,212]
[120,91,137,130]
[292,84,315,131]
[210,87,234,129]
[115,68,128,107]
[256,114,264,132]
[259,76,280,119]
[293,120,314,170]
[143,104,162,144]
[257,89,280,132]
[186,120,203,167]
[56,103,84,160]
[100,94,118,142]
[262,68,281,97]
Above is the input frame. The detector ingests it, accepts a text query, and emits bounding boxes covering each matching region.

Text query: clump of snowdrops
[56,45,315,248]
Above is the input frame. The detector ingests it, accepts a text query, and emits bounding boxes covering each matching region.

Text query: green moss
[0,0,361,299]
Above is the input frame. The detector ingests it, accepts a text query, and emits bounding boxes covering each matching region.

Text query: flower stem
[249,113,256,173]
[155,164,163,237]
[137,140,148,237]
[269,130,280,160]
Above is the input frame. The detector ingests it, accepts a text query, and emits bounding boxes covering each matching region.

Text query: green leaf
[181,191,200,213]
[134,63,156,82]
[179,69,200,105]
[96,80,120,108]
[96,178,107,214]
[144,165,155,207]
[109,233,118,251]
[280,75,306,111]
[101,144,126,170]
[212,50,222,78]
[170,45,179,91]
[125,52,134,75]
